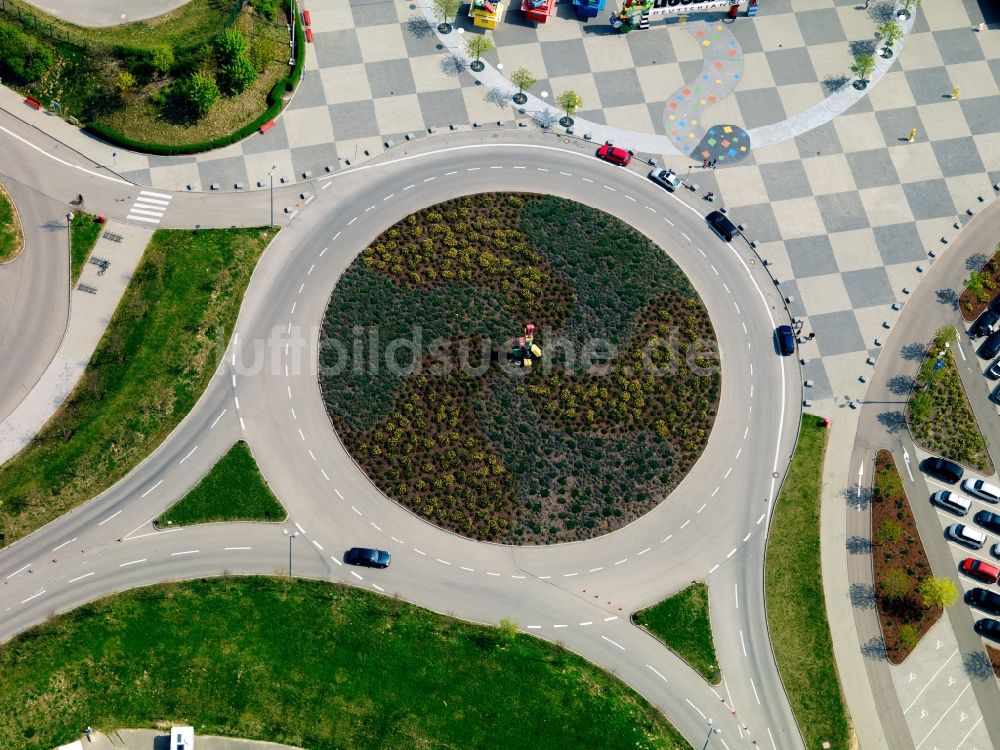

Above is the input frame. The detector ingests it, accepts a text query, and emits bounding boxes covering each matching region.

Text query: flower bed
[960,245,1000,321]
[319,194,719,544]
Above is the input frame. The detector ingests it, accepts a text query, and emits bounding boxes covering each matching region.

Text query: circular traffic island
[319,194,719,544]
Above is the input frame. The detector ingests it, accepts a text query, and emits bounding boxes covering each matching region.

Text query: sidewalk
[72,729,302,750]
[0,220,152,465]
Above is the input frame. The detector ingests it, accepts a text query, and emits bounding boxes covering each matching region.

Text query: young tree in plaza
[466,35,494,71]
[879,568,910,601]
[851,54,875,83]
[510,67,537,104]
[917,576,957,609]
[556,90,583,122]
[876,20,903,49]
[433,0,461,26]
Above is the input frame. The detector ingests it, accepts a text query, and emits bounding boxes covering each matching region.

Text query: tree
[115,71,137,97]
[851,54,876,82]
[909,390,932,423]
[918,576,957,609]
[510,67,537,97]
[879,568,910,601]
[466,35,494,63]
[149,45,174,79]
[966,270,989,303]
[876,20,904,49]
[498,617,518,641]
[873,467,902,501]
[898,623,920,650]
[433,0,461,24]
[213,28,247,63]
[0,21,53,83]
[874,520,902,545]
[556,90,583,119]
[176,70,220,118]
[220,53,257,94]
[901,0,921,13]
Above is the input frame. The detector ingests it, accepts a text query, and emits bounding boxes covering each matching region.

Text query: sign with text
[645,0,739,17]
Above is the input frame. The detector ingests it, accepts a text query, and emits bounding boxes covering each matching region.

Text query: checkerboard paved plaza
[118,0,1000,410]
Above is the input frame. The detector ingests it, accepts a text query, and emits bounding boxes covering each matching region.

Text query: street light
[283,528,298,576]
[268,165,277,227]
[701,718,721,750]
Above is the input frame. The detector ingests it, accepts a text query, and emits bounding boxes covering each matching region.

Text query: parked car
[922,457,964,484]
[776,325,795,356]
[963,478,1000,503]
[931,490,971,515]
[979,331,1000,360]
[648,168,682,191]
[962,557,1000,584]
[976,510,1000,535]
[948,524,987,549]
[987,359,1000,379]
[975,618,1000,641]
[966,587,1000,615]
[992,542,1000,559]
[344,547,391,568]
[970,308,1000,339]
[596,142,633,166]
[706,210,739,241]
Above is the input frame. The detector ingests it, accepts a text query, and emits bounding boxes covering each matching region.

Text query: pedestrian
[808,332,815,340]
[703,157,709,168]
[864,0,871,8]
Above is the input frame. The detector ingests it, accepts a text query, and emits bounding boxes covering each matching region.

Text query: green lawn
[0,184,22,263]
[69,213,102,284]
[633,583,720,684]
[765,415,851,750]
[0,227,277,548]
[0,578,692,750]
[157,441,285,526]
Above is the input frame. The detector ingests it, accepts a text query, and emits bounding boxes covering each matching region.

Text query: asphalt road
[850,198,1000,749]
[0,122,802,749]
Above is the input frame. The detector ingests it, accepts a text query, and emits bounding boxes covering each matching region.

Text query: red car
[962,558,1000,584]
[596,142,633,166]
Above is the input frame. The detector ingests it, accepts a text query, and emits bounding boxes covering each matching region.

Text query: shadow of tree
[936,288,959,310]
[844,484,873,511]
[441,55,467,77]
[964,650,994,681]
[404,15,435,39]
[851,582,877,610]
[485,85,513,108]
[849,39,877,57]
[847,535,873,554]
[868,2,897,22]
[901,342,927,361]
[877,411,907,434]
[861,636,887,661]
[531,109,559,128]
[886,375,915,395]
[967,252,989,272]
[822,74,850,93]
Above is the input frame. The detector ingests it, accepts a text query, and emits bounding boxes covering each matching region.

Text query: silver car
[947,524,986,549]
[648,168,682,192]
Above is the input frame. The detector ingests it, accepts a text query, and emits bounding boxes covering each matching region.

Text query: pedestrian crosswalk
[126,189,172,224]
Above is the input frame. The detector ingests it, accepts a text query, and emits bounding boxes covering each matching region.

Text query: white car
[962,478,1000,504]
[947,524,987,549]
[648,168,682,192]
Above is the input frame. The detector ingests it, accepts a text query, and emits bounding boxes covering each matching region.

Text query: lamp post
[66,212,73,277]
[283,528,298,576]
[701,718,721,750]
[268,165,277,227]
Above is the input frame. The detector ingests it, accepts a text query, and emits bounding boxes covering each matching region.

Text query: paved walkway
[0,220,152,465]
[66,728,301,750]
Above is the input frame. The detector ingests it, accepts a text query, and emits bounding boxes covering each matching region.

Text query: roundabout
[0,132,802,748]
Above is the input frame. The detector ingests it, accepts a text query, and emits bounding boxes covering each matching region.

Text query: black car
[344,547,391,568]
[976,510,1000,535]
[975,618,1000,641]
[970,309,1000,339]
[979,331,1000,360]
[776,325,795,356]
[966,587,1000,615]
[921,456,964,484]
[706,210,739,242]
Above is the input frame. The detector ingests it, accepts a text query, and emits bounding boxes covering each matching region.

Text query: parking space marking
[903,649,958,713]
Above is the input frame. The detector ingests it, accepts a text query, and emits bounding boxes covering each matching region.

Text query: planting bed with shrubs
[0,0,298,152]
[319,194,719,544]
[871,450,940,663]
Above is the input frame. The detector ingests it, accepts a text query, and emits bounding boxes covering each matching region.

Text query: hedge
[83,13,305,156]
